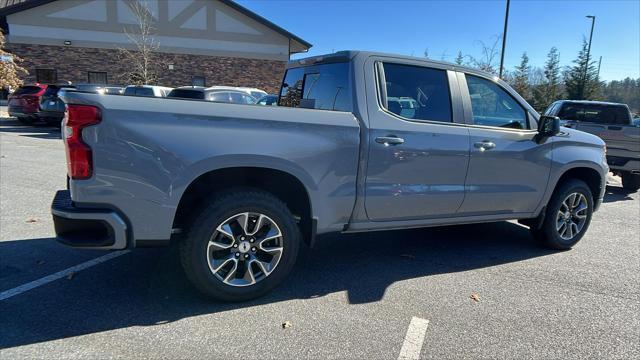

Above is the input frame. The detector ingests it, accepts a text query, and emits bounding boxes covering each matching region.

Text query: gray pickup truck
[544,100,640,191]
[53,51,608,301]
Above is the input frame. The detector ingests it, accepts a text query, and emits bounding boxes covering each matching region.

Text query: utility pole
[582,15,596,98]
[597,56,602,79]
[499,0,510,78]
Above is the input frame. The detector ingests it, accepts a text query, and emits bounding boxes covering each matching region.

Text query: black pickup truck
[545,100,640,191]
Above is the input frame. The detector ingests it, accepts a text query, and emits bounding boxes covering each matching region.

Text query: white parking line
[398,316,430,360]
[0,250,130,301]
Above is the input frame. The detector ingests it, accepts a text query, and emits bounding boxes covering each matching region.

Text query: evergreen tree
[455,51,464,65]
[511,52,531,101]
[423,48,429,59]
[564,39,600,100]
[532,47,562,111]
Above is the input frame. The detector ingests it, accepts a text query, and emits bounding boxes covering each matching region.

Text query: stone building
[0,0,311,93]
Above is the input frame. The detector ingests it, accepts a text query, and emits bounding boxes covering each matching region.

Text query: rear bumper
[51,190,128,250]
[8,105,38,118]
[607,156,640,173]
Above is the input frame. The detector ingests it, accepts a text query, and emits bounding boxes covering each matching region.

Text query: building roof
[0,0,311,50]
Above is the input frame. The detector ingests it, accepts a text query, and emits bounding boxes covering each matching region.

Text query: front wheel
[180,189,301,301]
[621,172,640,192]
[531,179,593,250]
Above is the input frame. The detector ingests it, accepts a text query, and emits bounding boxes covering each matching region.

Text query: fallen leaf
[282,321,292,329]
[470,292,480,302]
[400,254,416,260]
[36,260,45,265]
[67,272,75,280]
[26,218,38,223]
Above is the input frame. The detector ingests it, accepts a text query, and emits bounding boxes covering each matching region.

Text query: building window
[192,76,205,87]
[36,69,57,84]
[88,71,107,85]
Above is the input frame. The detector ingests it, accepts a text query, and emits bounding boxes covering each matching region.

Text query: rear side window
[558,103,631,125]
[167,89,204,99]
[229,92,256,104]
[125,87,155,97]
[278,62,351,112]
[13,86,42,95]
[466,75,528,129]
[209,92,230,102]
[381,63,452,122]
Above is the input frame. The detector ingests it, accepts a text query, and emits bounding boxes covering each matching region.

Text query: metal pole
[597,56,602,78]
[583,15,596,98]
[499,0,510,78]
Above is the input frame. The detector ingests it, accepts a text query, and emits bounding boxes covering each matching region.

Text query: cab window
[381,63,452,122]
[278,62,351,112]
[466,75,528,129]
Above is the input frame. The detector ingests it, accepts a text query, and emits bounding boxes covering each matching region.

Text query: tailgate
[576,122,640,157]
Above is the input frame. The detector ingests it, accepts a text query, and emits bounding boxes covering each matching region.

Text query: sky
[236,0,640,81]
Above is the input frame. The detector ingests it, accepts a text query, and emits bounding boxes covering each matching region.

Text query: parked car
[103,86,124,95]
[53,51,608,301]
[8,84,47,124]
[207,86,267,100]
[38,84,76,125]
[123,85,172,97]
[167,87,257,104]
[545,100,640,191]
[256,94,278,106]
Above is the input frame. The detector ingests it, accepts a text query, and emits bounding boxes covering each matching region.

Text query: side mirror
[538,115,560,138]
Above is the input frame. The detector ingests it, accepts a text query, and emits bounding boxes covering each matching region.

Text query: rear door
[457,73,551,215]
[364,59,470,221]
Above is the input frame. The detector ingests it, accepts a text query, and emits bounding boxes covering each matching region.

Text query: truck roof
[554,100,629,107]
[288,50,498,79]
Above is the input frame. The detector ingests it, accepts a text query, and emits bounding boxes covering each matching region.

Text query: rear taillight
[63,105,101,179]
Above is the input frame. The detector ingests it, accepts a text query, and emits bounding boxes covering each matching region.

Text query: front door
[364,61,470,221]
[457,73,551,215]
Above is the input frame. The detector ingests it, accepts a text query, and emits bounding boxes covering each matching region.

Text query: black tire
[180,188,301,301]
[621,172,640,192]
[17,116,34,125]
[531,179,593,250]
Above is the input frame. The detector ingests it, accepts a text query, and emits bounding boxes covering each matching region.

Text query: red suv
[8,84,48,124]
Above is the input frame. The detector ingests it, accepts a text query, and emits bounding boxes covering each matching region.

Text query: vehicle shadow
[603,185,636,203]
[0,118,61,140]
[0,222,554,349]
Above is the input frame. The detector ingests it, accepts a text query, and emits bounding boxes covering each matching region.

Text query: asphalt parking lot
[1,114,639,359]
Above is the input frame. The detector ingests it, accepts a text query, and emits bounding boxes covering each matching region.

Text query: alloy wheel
[555,192,589,241]
[206,212,284,287]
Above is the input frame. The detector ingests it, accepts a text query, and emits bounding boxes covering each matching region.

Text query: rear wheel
[180,189,301,301]
[621,172,640,192]
[531,179,593,250]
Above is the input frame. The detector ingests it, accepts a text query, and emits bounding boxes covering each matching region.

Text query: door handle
[375,136,405,146]
[474,141,496,151]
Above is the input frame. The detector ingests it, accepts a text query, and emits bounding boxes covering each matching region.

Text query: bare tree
[117,0,161,85]
[0,31,28,90]
[465,35,502,74]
